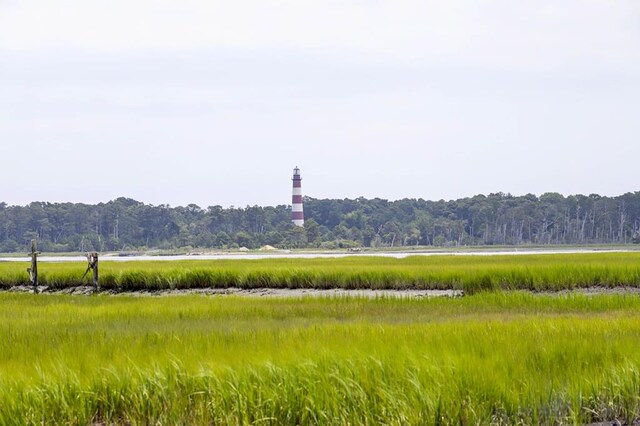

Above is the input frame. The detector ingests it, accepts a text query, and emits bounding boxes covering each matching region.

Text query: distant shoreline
[0,246,637,263]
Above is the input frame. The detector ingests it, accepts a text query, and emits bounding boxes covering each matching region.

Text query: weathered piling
[27,239,38,292]
[85,252,99,290]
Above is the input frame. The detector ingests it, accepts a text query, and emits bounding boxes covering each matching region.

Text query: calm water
[0,249,629,263]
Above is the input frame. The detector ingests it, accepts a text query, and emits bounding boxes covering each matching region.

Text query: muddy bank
[543,286,640,296]
[3,286,463,298]
[5,285,640,298]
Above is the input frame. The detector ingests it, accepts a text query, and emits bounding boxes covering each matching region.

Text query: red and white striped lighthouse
[291,166,304,227]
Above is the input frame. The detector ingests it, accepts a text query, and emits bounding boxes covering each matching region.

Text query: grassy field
[1,252,640,293]
[1,292,640,424]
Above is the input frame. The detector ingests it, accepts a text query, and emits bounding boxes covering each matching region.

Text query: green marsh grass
[2,293,640,424]
[1,252,640,293]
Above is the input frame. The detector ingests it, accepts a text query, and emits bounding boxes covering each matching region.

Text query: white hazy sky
[1,0,639,208]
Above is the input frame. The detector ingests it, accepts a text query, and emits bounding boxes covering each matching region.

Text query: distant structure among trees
[291,167,304,227]
[0,192,639,252]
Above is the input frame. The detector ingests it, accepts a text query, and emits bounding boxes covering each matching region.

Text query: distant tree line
[0,192,639,253]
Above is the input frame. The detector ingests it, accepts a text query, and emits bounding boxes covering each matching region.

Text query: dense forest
[0,192,639,253]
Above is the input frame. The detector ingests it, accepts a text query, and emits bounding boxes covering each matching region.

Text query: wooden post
[86,252,99,290]
[28,239,38,292]
[91,252,99,290]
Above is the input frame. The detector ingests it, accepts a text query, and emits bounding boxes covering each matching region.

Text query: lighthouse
[291,167,304,227]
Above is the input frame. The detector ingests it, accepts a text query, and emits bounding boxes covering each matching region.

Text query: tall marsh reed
[1,252,640,293]
[1,293,640,424]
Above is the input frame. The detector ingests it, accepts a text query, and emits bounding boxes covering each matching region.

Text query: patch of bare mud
[2,286,461,298]
[540,286,640,296]
[586,420,639,426]
[5,286,640,298]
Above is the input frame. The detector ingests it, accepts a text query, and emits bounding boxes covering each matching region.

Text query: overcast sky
[1,0,639,208]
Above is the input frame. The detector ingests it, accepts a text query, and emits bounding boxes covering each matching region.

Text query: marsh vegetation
[2,293,640,424]
[1,252,640,294]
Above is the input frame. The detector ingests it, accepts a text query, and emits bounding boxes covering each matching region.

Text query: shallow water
[0,248,630,263]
